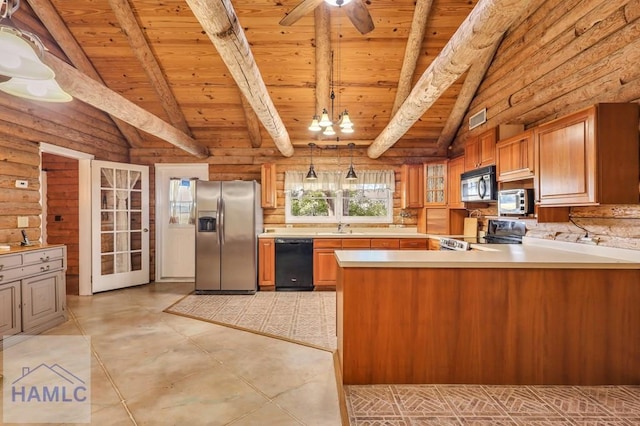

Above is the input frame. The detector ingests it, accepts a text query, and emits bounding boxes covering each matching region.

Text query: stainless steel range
[483,219,526,244]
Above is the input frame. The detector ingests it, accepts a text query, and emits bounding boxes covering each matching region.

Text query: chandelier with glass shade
[308,13,354,136]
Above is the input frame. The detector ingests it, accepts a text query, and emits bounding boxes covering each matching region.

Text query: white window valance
[285,170,395,192]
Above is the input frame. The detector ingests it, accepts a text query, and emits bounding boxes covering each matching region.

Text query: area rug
[165,291,337,351]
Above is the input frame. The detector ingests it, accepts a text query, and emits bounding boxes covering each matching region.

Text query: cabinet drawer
[0,253,22,271]
[314,239,342,249]
[370,239,400,249]
[341,239,370,248]
[399,239,427,249]
[23,247,64,264]
[22,260,64,277]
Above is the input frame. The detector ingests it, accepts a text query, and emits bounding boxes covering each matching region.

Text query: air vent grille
[469,108,487,130]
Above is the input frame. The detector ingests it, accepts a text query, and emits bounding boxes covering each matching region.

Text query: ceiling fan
[280,0,375,35]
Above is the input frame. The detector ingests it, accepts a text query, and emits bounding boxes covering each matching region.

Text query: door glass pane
[101,233,114,253]
[130,212,141,231]
[130,191,141,210]
[116,169,128,189]
[101,168,114,188]
[131,171,142,190]
[101,212,114,231]
[130,253,142,271]
[101,254,114,275]
[130,231,141,251]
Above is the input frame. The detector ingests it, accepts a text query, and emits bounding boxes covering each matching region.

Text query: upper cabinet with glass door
[424,161,447,206]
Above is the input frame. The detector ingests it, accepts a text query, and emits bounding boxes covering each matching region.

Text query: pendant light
[345,143,357,180]
[306,143,318,180]
[0,0,72,102]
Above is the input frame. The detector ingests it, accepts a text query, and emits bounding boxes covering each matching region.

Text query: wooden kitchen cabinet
[370,239,400,249]
[399,239,427,250]
[260,163,277,208]
[534,103,639,206]
[258,238,275,290]
[465,127,496,171]
[401,164,424,208]
[447,156,465,209]
[496,129,534,182]
[424,161,447,206]
[0,245,67,346]
[313,239,341,289]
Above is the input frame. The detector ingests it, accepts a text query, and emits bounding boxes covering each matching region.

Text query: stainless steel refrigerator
[195,180,263,294]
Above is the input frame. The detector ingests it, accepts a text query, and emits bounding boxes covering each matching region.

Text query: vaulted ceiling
[9,0,542,159]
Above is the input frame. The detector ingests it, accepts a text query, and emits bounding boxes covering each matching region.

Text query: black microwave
[460,165,497,202]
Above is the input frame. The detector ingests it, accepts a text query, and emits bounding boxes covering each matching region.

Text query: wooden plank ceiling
[10,0,540,159]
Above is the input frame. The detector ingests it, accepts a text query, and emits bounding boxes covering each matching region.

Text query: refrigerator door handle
[219,197,225,245]
[216,196,223,246]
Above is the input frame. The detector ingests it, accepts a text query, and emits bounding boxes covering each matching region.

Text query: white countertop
[334,237,640,269]
[259,227,431,239]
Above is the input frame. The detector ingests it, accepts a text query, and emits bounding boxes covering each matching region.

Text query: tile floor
[1,282,343,425]
[2,282,639,425]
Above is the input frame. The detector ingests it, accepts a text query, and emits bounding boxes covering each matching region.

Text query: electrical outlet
[17,216,29,227]
[15,180,28,188]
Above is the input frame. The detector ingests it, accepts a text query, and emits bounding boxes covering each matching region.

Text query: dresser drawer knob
[40,265,50,272]
[40,256,50,262]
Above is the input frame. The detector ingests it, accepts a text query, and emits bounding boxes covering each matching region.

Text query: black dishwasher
[274,238,314,291]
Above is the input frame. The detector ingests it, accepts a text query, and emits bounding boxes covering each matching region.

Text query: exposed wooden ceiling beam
[368,0,544,159]
[185,0,294,157]
[43,54,210,159]
[391,0,434,117]
[107,0,193,137]
[239,93,262,148]
[25,0,144,148]
[436,37,502,153]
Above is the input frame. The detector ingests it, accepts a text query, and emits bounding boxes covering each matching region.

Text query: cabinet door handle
[0,264,3,271]
[0,275,3,282]
[40,265,50,272]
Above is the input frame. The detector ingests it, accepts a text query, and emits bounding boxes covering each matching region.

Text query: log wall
[455,0,640,251]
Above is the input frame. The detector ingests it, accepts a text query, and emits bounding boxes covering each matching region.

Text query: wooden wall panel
[42,153,79,295]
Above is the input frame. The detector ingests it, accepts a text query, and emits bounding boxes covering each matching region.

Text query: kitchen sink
[316,232,364,236]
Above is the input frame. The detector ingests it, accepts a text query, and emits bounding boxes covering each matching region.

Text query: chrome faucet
[337,223,350,233]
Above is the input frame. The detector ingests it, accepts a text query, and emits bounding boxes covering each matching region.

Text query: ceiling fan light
[322,125,336,136]
[0,28,55,80]
[318,109,332,127]
[0,77,72,102]
[308,116,322,131]
[324,0,354,6]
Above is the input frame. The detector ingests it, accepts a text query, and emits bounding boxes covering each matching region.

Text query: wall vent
[469,108,487,130]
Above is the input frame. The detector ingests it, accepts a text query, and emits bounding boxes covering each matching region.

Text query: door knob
[143,228,149,232]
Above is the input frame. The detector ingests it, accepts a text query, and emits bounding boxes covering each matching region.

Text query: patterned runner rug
[165,291,337,351]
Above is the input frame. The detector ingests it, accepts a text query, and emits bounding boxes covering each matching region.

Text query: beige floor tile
[125,366,270,425]
[271,373,342,426]
[228,401,304,425]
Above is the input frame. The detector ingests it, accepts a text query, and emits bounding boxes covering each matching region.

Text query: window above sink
[283,170,395,225]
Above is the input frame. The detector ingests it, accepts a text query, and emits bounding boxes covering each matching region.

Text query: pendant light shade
[317,108,333,127]
[0,77,72,102]
[339,110,353,129]
[0,29,54,80]
[306,143,318,180]
[0,1,72,102]
[322,125,336,136]
[345,143,357,180]
[324,0,353,6]
[308,115,322,131]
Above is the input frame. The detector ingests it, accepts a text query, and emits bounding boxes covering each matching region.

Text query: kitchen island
[335,238,640,386]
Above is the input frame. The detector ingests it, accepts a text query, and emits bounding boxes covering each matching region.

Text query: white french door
[91,160,149,292]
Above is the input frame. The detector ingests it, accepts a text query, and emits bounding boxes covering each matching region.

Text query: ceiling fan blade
[343,0,375,35]
[280,0,326,26]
